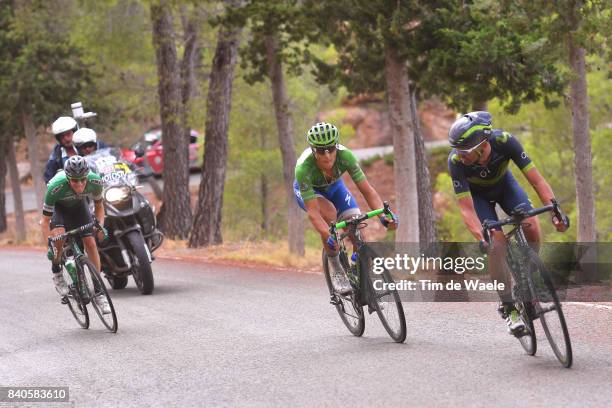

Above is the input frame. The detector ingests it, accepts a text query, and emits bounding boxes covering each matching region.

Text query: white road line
[566,302,612,310]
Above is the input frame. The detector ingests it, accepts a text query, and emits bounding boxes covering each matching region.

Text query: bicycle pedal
[61,296,68,305]
[329,295,341,306]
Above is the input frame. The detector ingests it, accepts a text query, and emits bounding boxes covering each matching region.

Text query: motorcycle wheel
[107,275,129,290]
[126,230,154,295]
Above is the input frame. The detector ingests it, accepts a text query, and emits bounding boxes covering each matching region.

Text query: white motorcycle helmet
[73,128,98,154]
[51,116,78,147]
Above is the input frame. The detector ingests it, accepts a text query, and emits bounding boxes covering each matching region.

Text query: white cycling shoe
[94,295,112,315]
[52,273,69,296]
[331,269,352,294]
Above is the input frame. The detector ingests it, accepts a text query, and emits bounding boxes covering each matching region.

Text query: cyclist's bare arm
[458,196,485,241]
[354,179,384,211]
[40,214,52,242]
[523,167,555,205]
[94,199,105,225]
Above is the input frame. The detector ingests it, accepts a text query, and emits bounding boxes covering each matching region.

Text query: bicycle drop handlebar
[481,199,569,246]
[48,219,102,244]
[329,201,393,236]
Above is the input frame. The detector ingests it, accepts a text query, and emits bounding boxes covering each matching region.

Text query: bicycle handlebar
[481,199,569,246]
[330,202,393,235]
[48,219,102,244]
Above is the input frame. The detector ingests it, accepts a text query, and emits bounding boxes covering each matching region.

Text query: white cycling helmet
[73,127,97,148]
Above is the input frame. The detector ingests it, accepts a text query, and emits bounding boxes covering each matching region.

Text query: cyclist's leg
[499,171,542,250]
[63,201,101,272]
[293,180,336,253]
[49,207,67,272]
[325,179,361,246]
[472,192,513,304]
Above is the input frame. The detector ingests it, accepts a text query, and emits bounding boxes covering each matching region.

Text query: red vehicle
[122,128,202,176]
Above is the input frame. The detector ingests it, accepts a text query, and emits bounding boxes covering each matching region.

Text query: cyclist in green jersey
[41,155,109,313]
[294,122,397,294]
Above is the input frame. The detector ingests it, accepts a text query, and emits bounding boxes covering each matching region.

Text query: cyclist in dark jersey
[447,111,567,334]
[41,155,109,313]
[294,122,397,294]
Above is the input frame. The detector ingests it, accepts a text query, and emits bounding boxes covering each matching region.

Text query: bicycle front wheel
[79,257,118,333]
[516,302,537,356]
[323,250,365,337]
[361,245,406,343]
[63,267,89,329]
[526,252,572,368]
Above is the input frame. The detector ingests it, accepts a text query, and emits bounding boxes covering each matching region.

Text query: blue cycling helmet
[448,111,493,149]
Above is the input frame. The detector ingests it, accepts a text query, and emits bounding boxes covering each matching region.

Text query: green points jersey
[42,171,103,216]
[294,144,365,202]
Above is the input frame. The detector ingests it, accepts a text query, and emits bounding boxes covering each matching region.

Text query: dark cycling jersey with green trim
[42,171,103,216]
[448,130,534,199]
[295,145,366,202]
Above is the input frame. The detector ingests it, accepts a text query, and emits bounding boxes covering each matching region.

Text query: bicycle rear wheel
[79,257,118,333]
[526,252,572,368]
[361,245,406,343]
[63,267,89,329]
[323,250,365,337]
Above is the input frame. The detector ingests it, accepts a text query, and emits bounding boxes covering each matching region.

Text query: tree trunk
[472,99,488,112]
[568,31,595,242]
[384,45,419,243]
[259,131,270,234]
[265,34,304,256]
[22,109,44,214]
[411,90,437,243]
[151,0,192,239]
[180,5,204,142]
[0,134,9,232]
[188,17,241,247]
[7,136,26,242]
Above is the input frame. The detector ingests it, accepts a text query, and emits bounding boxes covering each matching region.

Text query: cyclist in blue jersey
[447,111,567,334]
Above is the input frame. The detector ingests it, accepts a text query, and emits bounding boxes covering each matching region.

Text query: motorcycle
[85,148,164,295]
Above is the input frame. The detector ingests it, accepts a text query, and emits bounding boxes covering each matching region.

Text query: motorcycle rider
[44,116,80,183]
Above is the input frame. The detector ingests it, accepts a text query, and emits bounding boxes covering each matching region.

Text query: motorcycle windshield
[85,148,138,187]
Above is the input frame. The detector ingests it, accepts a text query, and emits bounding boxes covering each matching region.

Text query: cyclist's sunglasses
[67,176,87,184]
[457,139,487,156]
[313,145,337,155]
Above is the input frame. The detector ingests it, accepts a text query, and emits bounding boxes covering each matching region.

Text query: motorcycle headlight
[104,186,130,204]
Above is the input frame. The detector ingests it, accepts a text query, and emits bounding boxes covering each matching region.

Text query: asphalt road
[0,249,610,407]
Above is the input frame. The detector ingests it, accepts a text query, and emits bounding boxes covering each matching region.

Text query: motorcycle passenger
[41,155,111,313]
[72,127,108,157]
[44,117,79,184]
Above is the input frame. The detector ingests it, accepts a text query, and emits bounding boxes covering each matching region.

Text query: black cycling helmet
[448,111,493,149]
[64,155,89,179]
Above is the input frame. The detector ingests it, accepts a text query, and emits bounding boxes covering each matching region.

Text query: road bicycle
[49,220,118,333]
[323,203,406,343]
[482,200,571,367]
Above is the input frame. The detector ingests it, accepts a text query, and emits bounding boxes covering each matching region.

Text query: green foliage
[0,0,95,135]
[420,1,566,113]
